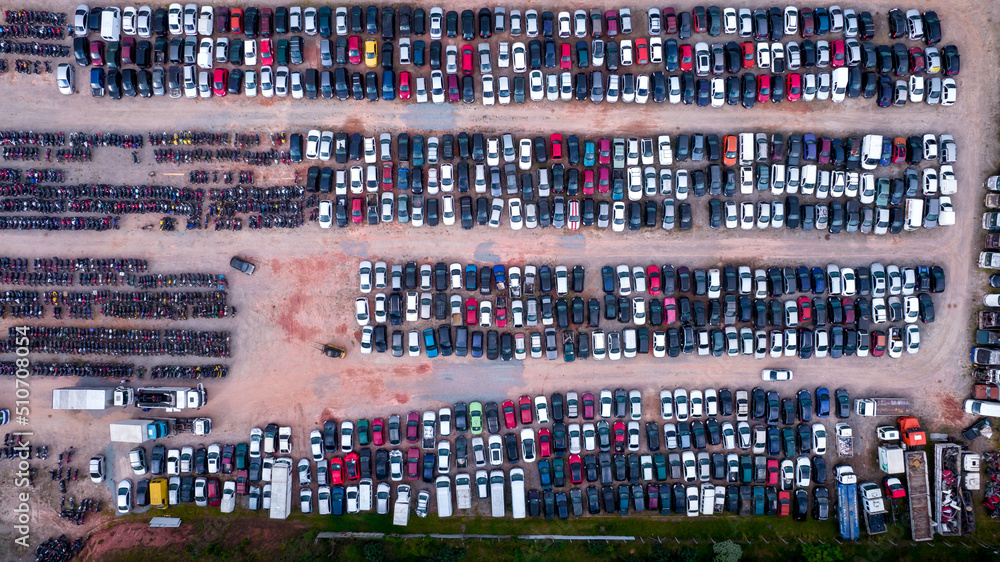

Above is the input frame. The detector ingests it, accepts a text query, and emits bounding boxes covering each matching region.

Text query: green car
[753,486,765,515]
[357,419,370,446]
[275,39,289,65]
[235,443,248,470]
[782,428,796,458]
[469,401,483,435]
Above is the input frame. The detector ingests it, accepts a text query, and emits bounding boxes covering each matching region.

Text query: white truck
[980,252,1000,269]
[133,384,206,411]
[855,398,910,417]
[393,484,411,526]
[454,473,472,510]
[878,445,905,474]
[859,482,888,535]
[836,423,854,457]
[52,387,131,410]
[269,460,292,519]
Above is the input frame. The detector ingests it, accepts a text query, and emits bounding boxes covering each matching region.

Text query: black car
[834,388,850,419]
[794,489,809,521]
[813,487,830,520]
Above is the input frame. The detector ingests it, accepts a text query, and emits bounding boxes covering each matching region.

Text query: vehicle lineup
[11,2,997,556]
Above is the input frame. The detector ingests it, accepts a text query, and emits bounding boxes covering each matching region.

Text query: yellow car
[364,40,377,68]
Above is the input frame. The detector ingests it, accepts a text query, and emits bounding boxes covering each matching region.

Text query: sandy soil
[0,0,997,558]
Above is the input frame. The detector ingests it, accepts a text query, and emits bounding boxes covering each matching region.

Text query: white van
[700,484,715,515]
[509,467,526,519]
[801,165,817,195]
[861,134,883,170]
[965,399,1000,417]
[101,7,122,42]
[489,470,505,517]
[622,328,637,358]
[435,476,453,518]
[904,198,924,231]
[738,133,754,165]
[359,478,373,511]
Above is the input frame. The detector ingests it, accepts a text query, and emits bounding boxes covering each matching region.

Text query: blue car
[331,485,345,516]
[422,328,438,358]
[815,388,831,418]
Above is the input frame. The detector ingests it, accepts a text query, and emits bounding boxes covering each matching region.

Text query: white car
[520,428,536,463]
[340,421,354,452]
[309,429,324,461]
[249,427,263,458]
[599,389,613,418]
[259,66,274,97]
[355,297,369,326]
[56,64,74,95]
[116,479,132,514]
[89,455,106,483]
[762,369,793,381]
[674,389,689,421]
[689,390,704,418]
[628,390,643,420]
[659,390,673,419]
[812,424,827,454]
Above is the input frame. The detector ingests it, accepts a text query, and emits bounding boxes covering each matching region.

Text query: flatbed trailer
[905,451,933,541]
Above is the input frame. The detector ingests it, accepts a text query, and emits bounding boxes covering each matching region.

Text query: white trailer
[52,387,120,410]
[269,460,292,519]
[393,484,411,526]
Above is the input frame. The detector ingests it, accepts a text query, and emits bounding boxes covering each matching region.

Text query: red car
[664,297,677,324]
[767,459,779,485]
[518,396,533,425]
[648,265,661,295]
[909,47,925,74]
[598,167,610,193]
[567,199,580,230]
[778,491,790,516]
[447,74,460,102]
[842,298,855,324]
[495,296,507,327]
[538,428,552,457]
[406,411,419,443]
[582,169,595,194]
[329,457,344,484]
[550,134,563,159]
[260,38,273,65]
[891,137,909,163]
[213,68,228,97]
[613,421,626,453]
[582,392,595,419]
[798,296,812,323]
[663,7,677,34]
[372,418,384,446]
[568,454,583,484]
[635,38,649,65]
[348,36,361,64]
[678,44,693,71]
[598,139,611,164]
[786,73,801,101]
[344,452,359,480]
[741,42,754,69]
[560,43,572,69]
[121,37,135,64]
[259,7,272,37]
[461,45,473,74]
[399,71,411,99]
[465,298,478,325]
[229,8,243,34]
[830,40,845,68]
[756,74,770,103]
[89,40,104,66]
[502,400,517,428]
[351,198,363,223]
[206,478,221,507]
[872,331,887,357]
[407,448,419,479]
[381,163,393,189]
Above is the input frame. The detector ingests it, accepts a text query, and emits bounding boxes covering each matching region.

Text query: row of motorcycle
[6,184,203,201]
[0,199,200,215]
[0,216,118,230]
[0,271,74,286]
[0,130,65,146]
[0,25,62,39]
[0,40,68,56]
[68,132,142,149]
[148,131,230,146]
[3,10,65,25]
[0,361,139,378]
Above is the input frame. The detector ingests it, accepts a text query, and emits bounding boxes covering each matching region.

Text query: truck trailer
[52,387,129,410]
[878,445,905,474]
[269,460,292,519]
[835,465,860,540]
[905,451,933,541]
[935,443,964,536]
[854,398,911,417]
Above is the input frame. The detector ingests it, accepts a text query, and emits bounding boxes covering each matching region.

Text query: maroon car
[221,444,234,474]
[406,411,419,443]
[406,448,420,479]
[121,37,135,64]
[89,40,104,66]
[582,392,595,419]
[259,7,272,37]
[206,478,221,507]
[447,74,460,102]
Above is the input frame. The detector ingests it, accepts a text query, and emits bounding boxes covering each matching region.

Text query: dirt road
[0,0,997,555]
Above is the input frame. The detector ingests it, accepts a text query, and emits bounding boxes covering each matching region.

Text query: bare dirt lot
[0,0,998,558]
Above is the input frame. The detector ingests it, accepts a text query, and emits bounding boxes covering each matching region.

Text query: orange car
[723,135,738,166]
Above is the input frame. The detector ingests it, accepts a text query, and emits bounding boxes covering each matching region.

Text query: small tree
[801,543,844,562]
[713,540,742,562]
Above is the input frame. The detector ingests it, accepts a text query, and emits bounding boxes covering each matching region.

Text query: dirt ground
[0,0,998,558]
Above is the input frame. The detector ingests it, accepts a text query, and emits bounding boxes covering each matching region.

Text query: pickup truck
[976,330,1000,346]
[972,347,1000,366]
[975,385,1000,400]
[235,469,248,494]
